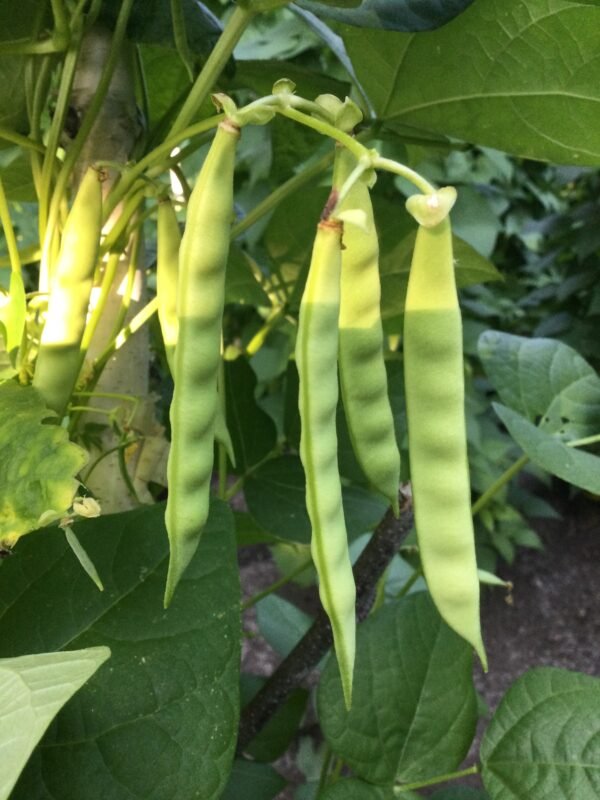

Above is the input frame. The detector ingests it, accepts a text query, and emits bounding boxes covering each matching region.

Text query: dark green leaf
[0,501,240,800]
[226,245,270,307]
[343,0,600,164]
[221,760,286,800]
[297,0,475,32]
[430,789,489,799]
[493,403,600,494]
[318,593,477,784]
[244,455,388,544]
[225,356,278,473]
[478,331,600,439]
[481,667,600,799]
[233,59,349,102]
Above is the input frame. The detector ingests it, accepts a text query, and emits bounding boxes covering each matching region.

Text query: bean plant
[0,1,599,799]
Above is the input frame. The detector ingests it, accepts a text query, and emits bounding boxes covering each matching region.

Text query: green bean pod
[164,120,239,607]
[157,197,236,467]
[297,216,356,708]
[335,148,400,515]
[33,167,102,417]
[156,198,180,375]
[403,187,487,669]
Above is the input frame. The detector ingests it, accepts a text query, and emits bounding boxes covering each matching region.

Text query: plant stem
[242,558,313,611]
[168,4,255,137]
[316,746,334,794]
[0,178,22,275]
[277,106,367,161]
[396,568,421,598]
[231,148,336,240]
[0,127,45,153]
[471,454,529,517]
[372,155,436,195]
[237,495,414,751]
[394,764,480,794]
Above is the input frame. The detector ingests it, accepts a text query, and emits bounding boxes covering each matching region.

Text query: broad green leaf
[235,58,349,101]
[318,593,477,784]
[343,0,600,165]
[0,0,40,135]
[0,647,110,800]
[297,0,475,31]
[0,501,240,800]
[478,331,600,439]
[221,760,286,800]
[244,455,388,544]
[319,778,395,799]
[255,594,313,657]
[224,356,278,473]
[138,44,194,130]
[481,667,600,799]
[380,230,502,331]
[493,402,600,494]
[0,383,88,548]
[0,148,36,201]
[240,675,309,762]
[235,9,320,60]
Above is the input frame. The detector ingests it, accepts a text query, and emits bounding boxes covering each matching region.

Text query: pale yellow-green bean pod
[403,187,486,669]
[297,216,356,708]
[335,147,400,515]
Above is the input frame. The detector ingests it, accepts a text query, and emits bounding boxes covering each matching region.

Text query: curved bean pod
[297,215,356,708]
[164,120,239,607]
[33,167,102,418]
[403,187,487,669]
[335,147,401,515]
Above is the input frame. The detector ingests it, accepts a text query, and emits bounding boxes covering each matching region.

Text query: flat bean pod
[335,148,401,515]
[164,120,239,607]
[33,167,102,418]
[403,188,487,669]
[296,216,356,708]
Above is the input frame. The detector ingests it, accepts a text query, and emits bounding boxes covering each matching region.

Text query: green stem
[316,746,334,794]
[372,155,436,195]
[395,764,479,794]
[231,148,336,240]
[0,127,45,153]
[103,114,222,219]
[93,296,159,379]
[79,251,121,359]
[242,557,313,611]
[168,4,255,137]
[568,432,600,448]
[170,0,195,82]
[277,105,367,161]
[0,178,22,275]
[41,0,136,275]
[471,454,529,518]
[224,448,280,502]
[245,306,286,356]
[396,568,421,598]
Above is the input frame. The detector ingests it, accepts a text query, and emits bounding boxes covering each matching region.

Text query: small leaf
[493,402,600,495]
[478,332,600,439]
[255,594,313,657]
[318,593,477,784]
[481,667,600,799]
[0,647,110,800]
[0,383,88,548]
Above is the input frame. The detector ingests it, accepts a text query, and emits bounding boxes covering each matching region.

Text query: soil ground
[239,484,600,798]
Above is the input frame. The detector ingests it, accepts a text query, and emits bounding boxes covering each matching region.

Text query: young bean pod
[164,120,240,607]
[403,187,487,669]
[33,167,102,418]
[335,147,401,515]
[296,214,356,708]
[157,197,235,465]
